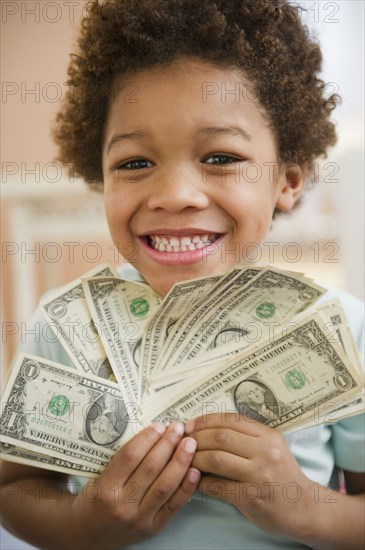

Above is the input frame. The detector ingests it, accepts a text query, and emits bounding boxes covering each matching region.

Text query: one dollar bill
[143,312,363,432]
[41,263,118,381]
[0,354,138,473]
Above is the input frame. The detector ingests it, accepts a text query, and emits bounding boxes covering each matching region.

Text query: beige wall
[1,2,109,369]
[1,0,84,166]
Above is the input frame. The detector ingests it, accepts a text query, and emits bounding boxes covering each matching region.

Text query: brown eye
[204,154,243,165]
[116,158,153,170]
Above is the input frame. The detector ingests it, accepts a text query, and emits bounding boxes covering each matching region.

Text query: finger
[100,422,167,486]
[192,450,249,480]
[185,412,270,437]
[141,437,198,513]
[192,427,259,458]
[154,467,201,530]
[128,421,186,499]
[198,475,253,509]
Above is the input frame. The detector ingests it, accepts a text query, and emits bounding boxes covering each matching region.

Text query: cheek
[104,194,140,262]
[226,191,273,232]
[104,190,130,230]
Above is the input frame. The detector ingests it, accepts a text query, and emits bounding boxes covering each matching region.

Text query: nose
[147,166,210,213]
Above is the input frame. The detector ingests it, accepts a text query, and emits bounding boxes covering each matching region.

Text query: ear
[275,163,307,212]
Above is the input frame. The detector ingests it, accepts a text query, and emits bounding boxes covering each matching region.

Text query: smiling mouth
[146,234,221,253]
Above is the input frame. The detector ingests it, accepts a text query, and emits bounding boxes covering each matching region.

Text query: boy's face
[102,58,303,295]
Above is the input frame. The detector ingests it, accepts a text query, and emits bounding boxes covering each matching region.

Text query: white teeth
[148,233,220,252]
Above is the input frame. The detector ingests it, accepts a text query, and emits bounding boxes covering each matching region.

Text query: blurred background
[0,1,364,548]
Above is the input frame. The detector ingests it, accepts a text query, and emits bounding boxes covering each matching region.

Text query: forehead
[103,57,274,147]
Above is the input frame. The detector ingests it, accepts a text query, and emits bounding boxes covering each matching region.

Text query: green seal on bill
[285,369,306,390]
[48,395,70,417]
[130,297,150,317]
[256,302,276,319]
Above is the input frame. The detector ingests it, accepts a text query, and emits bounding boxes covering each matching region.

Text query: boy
[1,1,364,548]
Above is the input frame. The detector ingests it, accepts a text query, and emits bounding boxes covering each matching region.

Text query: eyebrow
[106,124,252,154]
[197,126,252,141]
[106,130,148,153]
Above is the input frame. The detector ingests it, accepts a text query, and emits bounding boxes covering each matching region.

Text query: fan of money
[1,263,363,477]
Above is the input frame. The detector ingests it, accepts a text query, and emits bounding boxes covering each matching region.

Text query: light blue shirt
[16,264,365,549]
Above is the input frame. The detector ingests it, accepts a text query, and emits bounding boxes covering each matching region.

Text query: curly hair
[53,0,339,186]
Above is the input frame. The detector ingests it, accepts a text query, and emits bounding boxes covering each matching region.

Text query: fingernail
[184,420,195,434]
[184,437,197,453]
[188,468,201,483]
[152,422,166,434]
[170,421,184,435]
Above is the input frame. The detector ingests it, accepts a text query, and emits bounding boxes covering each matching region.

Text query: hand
[185,413,314,539]
[70,422,200,550]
